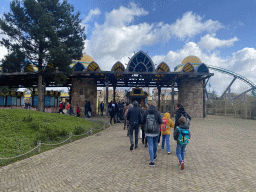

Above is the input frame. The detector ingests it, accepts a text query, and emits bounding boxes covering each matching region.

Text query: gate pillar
[178,79,204,118]
[71,78,97,117]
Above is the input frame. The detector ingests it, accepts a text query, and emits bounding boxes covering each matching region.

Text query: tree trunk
[37,74,45,112]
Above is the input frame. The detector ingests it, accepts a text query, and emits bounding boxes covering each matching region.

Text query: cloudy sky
[1,0,256,96]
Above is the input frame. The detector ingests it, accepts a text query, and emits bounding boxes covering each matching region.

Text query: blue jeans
[161,135,170,153]
[85,109,89,117]
[146,135,159,162]
[176,143,186,163]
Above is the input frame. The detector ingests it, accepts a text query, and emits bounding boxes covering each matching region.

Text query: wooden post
[113,86,116,103]
[69,132,72,142]
[171,85,175,117]
[37,140,41,153]
[245,101,247,119]
[203,79,206,118]
[157,86,161,111]
[224,100,226,117]
[106,81,109,115]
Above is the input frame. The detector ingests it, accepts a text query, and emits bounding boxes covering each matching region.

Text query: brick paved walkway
[0,115,256,192]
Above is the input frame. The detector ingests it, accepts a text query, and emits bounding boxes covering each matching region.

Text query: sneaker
[145,144,148,147]
[158,143,161,146]
[154,155,157,160]
[130,144,134,151]
[167,152,170,154]
[149,162,155,167]
[135,146,138,149]
[161,148,164,150]
[181,161,184,170]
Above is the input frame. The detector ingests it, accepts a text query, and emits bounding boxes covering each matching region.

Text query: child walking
[173,116,191,170]
[76,105,80,117]
[161,112,174,154]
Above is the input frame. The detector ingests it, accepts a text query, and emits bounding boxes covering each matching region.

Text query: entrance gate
[70,51,213,118]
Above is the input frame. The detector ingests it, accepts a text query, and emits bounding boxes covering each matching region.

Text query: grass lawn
[0,109,107,167]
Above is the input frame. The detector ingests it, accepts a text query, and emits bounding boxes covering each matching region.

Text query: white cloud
[198,34,238,51]
[81,4,255,96]
[170,11,223,39]
[152,42,256,96]
[104,2,148,26]
[85,2,173,70]
[83,8,101,24]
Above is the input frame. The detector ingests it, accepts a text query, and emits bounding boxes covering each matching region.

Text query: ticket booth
[126,87,148,106]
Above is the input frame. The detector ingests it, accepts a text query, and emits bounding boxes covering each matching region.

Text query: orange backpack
[161,118,168,131]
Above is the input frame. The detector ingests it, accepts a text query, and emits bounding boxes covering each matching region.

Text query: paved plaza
[0,115,256,192]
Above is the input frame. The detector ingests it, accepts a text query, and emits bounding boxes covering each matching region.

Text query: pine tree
[0,0,86,111]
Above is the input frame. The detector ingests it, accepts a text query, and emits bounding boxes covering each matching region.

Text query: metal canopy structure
[0,51,213,88]
[70,71,212,88]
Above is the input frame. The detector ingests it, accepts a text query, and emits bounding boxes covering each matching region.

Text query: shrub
[74,126,86,135]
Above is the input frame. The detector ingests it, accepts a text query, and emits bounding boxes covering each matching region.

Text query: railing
[0,121,107,160]
[206,100,256,119]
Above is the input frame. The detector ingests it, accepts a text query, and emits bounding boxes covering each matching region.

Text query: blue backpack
[177,127,190,146]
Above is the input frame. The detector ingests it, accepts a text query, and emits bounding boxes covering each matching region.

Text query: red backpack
[161,118,168,131]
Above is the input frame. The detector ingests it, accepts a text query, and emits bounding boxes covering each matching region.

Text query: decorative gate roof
[127,51,155,72]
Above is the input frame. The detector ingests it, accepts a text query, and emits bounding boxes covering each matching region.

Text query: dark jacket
[173,124,191,141]
[174,107,191,128]
[142,105,163,135]
[127,103,142,126]
[100,103,104,109]
[109,104,115,116]
[85,102,90,110]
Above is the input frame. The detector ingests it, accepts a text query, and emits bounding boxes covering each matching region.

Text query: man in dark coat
[127,101,142,150]
[100,101,104,116]
[174,103,191,129]
[84,100,89,118]
[109,101,116,125]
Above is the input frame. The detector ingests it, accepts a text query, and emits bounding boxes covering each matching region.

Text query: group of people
[124,101,191,169]
[108,101,125,124]
[59,100,92,117]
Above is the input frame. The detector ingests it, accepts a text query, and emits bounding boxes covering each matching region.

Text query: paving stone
[0,116,256,191]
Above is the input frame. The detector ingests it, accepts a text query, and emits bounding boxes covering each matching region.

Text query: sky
[1,0,256,96]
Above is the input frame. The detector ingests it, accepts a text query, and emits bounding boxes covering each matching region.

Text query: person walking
[126,101,142,150]
[69,105,75,116]
[84,101,89,118]
[88,101,92,118]
[66,102,70,115]
[124,103,133,136]
[76,105,80,117]
[59,101,65,114]
[141,104,149,147]
[142,101,162,167]
[100,101,104,116]
[123,103,129,130]
[174,103,191,129]
[161,112,174,154]
[113,101,119,123]
[109,102,116,125]
[173,116,191,170]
